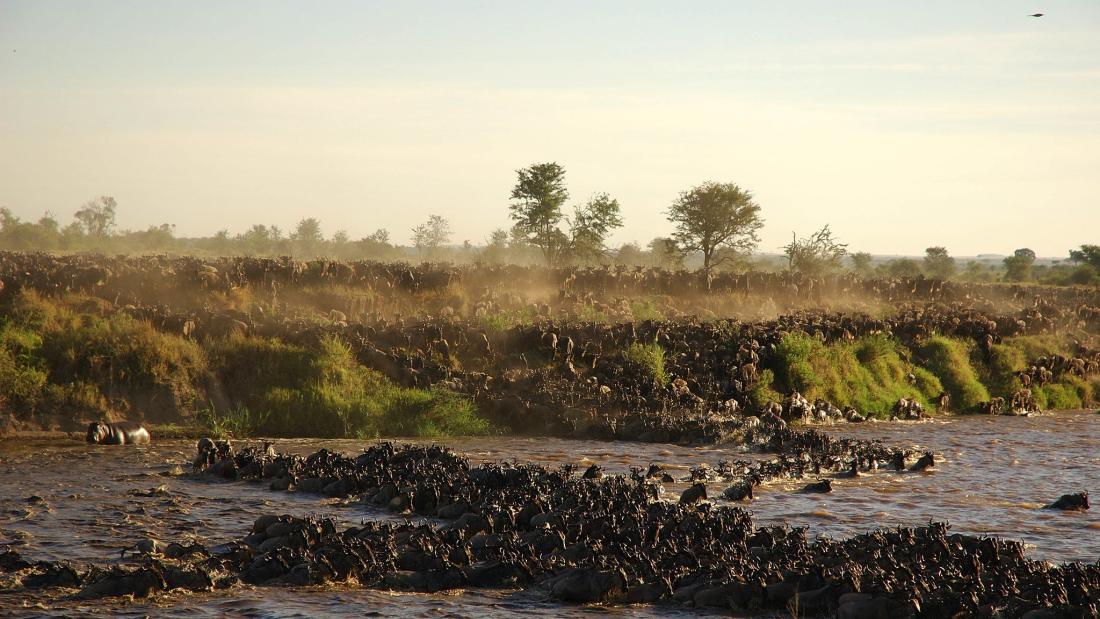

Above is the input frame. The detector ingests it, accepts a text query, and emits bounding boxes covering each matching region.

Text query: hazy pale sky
[1,1,1098,256]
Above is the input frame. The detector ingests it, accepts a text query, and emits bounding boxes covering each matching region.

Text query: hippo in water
[86,421,151,445]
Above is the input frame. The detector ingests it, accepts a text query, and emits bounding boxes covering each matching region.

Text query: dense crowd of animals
[3,435,1094,617]
[3,253,1100,442]
[3,251,1100,314]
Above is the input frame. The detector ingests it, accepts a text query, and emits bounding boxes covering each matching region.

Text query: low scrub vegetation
[767,333,942,418]
[211,335,489,438]
[919,336,990,410]
[0,290,205,422]
[0,291,489,438]
[623,342,668,387]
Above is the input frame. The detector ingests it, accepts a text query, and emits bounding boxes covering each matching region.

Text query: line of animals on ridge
[5,252,1100,308]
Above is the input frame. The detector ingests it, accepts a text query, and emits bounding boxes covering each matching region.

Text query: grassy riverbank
[1,290,1097,436]
[760,331,1100,418]
[0,291,489,438]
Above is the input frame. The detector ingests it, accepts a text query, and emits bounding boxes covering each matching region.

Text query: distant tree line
[1,165,1096,286]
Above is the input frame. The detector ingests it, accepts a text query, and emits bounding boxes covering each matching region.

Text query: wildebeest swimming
[85,421,151,445]
[7,439,1096,617]
[1045,491,1089,511]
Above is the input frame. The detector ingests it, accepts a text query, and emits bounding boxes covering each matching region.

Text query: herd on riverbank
[2,254,1100,441]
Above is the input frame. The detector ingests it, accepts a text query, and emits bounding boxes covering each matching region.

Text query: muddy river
[1,411,1096,617]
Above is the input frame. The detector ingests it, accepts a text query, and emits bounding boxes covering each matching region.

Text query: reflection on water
[0,411,1096,616]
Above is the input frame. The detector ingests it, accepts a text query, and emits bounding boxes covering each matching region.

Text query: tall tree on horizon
[666,181,763,274]
[509,162,570,266]
[923,246,957,279]
[73,196,117,237]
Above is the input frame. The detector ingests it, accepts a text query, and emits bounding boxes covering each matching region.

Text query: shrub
[855,333,893,364]
[748,368,782,410]
[984,343,1025,397]
[1000,335,1070,363]
[768,333,942,418]
[623,342,668,387]
[479,307,536,332]
[629,299,666,323]
[1035,382,1083,410]
[197,406,267,439]
[920,336,990,410]
[772,333,823,394]
[211,334,489,438]
[0,291,206,419]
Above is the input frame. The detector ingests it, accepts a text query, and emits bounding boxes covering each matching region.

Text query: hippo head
[86,421,109,444]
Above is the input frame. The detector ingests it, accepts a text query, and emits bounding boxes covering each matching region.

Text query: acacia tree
[782,225,848,276]
[648,237,683,269]
[292,217,324,256]
[411,214,452,258]
[74,196,117,237]
[509,162,570,265]
[509,163,622,266]
[568,193,623,264]
[886,258,922,277]
[1003,248,1036,281]
[1069,245,1100,271]
[481,228,511,264]
[923,246,956,279]
[666,182,763,273]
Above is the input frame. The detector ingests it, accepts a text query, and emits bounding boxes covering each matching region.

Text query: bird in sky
[1030,13,1044,17]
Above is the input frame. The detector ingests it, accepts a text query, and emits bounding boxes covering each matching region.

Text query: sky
[1,1,1098,257]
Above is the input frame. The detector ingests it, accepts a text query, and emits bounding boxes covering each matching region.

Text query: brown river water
[0,411,1097,617]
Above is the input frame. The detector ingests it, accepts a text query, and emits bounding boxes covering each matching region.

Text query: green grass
[1000,335,1070,362]
[629,299,667,323]
[748,368,783,410]
[0,290,206,419]
[768,333,943,419]
[574,304,613,324]
[980,335,1094,409]
[0,291,490,438]
[211,334,489,438]
[984,343,1026,396]
[623,342,668,387]
[478,307,537,332]
[197,405,268,439]
[919,336,990,411]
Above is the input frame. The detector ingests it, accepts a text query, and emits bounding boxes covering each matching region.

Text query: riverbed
[1,411,1096,617]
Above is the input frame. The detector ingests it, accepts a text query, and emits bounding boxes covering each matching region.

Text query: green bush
[772,333,822,394]
[984,343,1025,397]
[212,334,489,438]
[629,299,666,323]
[0,347,47,409]
[1000,335,1070,362]
[769,333,942,418]
[1087,377,1100,406]
[197,405,267,439]
[855,333,893,364]
[478,307,536,332]
[748,368,782,410]
[1035,382,1083,410]
[919,336,990,410]
[0,291,206,418]
[623,342,668,387]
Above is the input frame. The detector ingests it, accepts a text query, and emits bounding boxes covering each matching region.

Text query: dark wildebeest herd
[1,253,1098,616]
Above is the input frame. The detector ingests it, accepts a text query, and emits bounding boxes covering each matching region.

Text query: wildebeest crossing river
[0,411,1096,617]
